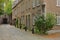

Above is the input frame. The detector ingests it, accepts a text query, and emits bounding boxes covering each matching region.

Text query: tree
[4,0,13,15]
[0,9,4,15]
[0,0,4,15]
[0,0,14,15]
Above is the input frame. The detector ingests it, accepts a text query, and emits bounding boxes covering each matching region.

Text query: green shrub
[35,13,56,34]
[35,15,46,34]
[22,24,25,29]
[46,13,56,30]
[15,18,18,28]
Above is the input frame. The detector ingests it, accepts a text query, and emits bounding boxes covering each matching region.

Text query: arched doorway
[3,18,8,24]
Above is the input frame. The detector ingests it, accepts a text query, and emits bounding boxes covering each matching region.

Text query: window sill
[56,24,60,25]
[56,5,60,7]
[36,4,40,7]
[32,7,36,9]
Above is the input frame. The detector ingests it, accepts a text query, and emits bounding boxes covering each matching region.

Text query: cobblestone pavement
[0,24,60,40]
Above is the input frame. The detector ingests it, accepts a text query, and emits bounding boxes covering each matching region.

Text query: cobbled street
[0,24,60,40]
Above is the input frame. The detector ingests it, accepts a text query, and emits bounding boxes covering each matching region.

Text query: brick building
[12,0,60,30]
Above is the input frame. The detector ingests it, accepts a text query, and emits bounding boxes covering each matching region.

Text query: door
[3,18,8,24]
[26,15,30,28]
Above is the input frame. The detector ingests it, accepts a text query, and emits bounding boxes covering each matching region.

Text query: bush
[35,13,56,34]
[46,13,56,30]
[15,18,18,28]
[35,15,46,34]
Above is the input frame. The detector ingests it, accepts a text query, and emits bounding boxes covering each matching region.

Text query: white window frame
[57,16,60,25]
[57,0,60,6]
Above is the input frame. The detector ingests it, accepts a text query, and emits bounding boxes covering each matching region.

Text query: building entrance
[3,18,8,24]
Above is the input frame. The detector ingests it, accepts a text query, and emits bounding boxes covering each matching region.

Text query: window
[21,5,23,13]
[21,16,24,24]
[57,0,60,6]
[32,0,36,7]
[23,3,25,11]
[57,16,60,25]
[26,15,30,27]
[28,0,31,8]
[26,1,28,9]
[15,9,17,16]
[36,0,40,6]
[32,0,40,7]
[27,0,30,9]
[23,2,24,11]
[42,5,45,13]
[32,15,35,25]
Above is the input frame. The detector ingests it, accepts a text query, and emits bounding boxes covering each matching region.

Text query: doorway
[26,15,30,29]
[3,18,8,24]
